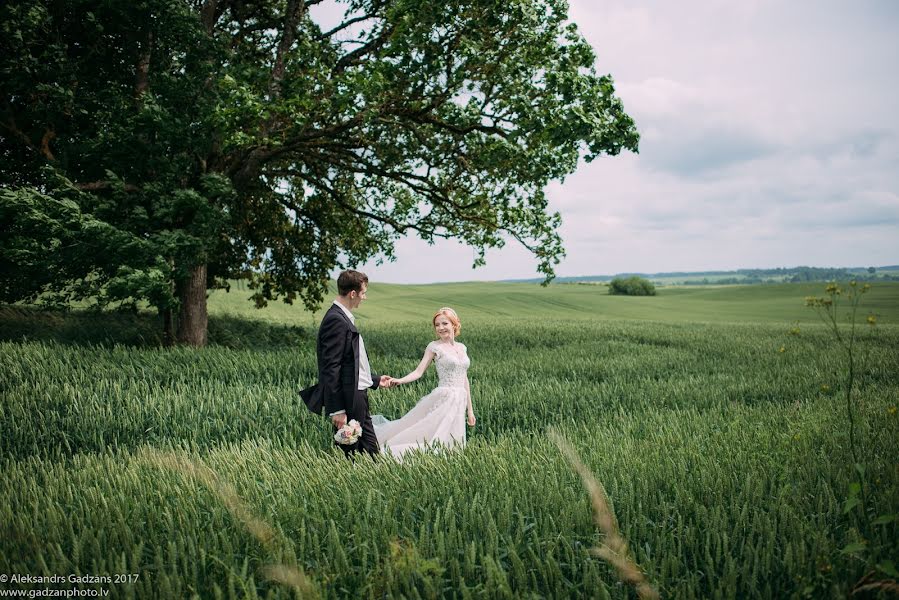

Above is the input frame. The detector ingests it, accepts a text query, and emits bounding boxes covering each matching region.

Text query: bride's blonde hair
[433,307,461,336]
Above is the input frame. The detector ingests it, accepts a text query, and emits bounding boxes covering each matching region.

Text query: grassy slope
[208,281,899,326]
[2,282,898,598]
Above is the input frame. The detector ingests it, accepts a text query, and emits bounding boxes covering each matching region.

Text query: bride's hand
[467,412,476,427]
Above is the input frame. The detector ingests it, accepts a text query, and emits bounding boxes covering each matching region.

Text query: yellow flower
[778,346,786,353]
[888,406,897,415]
[867,315,877,326]
[820,384,831,393]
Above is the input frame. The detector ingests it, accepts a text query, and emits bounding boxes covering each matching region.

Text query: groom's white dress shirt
[329,300,373,416]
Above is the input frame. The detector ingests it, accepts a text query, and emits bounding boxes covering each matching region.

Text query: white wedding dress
[373,341,470,459]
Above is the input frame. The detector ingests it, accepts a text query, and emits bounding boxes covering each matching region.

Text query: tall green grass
[1,286,898,598]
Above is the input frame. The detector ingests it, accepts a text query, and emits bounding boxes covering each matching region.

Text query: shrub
[608,276,656,296]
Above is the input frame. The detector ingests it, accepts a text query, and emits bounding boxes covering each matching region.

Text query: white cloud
[347,1,899,282]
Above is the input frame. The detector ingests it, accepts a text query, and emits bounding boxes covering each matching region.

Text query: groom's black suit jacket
[300,303,382,416]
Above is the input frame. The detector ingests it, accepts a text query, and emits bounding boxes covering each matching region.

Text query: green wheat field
[1,282,898,598]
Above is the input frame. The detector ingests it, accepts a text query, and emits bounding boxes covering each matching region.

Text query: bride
[373,307,476,458]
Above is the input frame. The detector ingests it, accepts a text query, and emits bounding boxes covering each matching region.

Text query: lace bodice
[428,341,470,388]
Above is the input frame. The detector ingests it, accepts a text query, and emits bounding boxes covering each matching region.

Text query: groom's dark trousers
[300,304,381,457]
[348,389,379,457]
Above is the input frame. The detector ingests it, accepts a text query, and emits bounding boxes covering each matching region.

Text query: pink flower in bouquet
[334,419,363,445]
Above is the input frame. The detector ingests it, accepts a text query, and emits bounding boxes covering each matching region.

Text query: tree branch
[75,181,140,192]
[308,176,445,238]
[333,21,395,73]
[0,115,44,159]
[315,11,380,41]
[200,0,219,34]
[134,30,153,106]
[40,127,56,161]
[297,148,497,236]
[411,112,510,138]
[269,0,305,101]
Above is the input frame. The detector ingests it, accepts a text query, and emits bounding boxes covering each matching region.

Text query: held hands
[381,375,400,389]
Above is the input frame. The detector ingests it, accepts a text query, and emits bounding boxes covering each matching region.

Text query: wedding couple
[300,270,476,459]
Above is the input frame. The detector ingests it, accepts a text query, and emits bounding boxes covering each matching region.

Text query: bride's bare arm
[393,347,435,385]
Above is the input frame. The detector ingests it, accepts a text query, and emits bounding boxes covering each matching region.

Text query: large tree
[0,0,638,345]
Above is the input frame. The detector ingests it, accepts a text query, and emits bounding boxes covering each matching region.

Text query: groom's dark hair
[337,270,369,296]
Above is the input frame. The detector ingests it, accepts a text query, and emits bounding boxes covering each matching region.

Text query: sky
[325,0,899,283]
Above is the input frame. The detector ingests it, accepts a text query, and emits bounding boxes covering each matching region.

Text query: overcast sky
[339,1,899,282]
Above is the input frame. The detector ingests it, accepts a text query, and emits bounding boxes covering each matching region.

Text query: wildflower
[867,315,877,326]
[778,346,786,353]
[888,406,897,416]
[820,384,831,393]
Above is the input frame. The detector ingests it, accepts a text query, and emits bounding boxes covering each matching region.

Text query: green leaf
[877,560,899,578]
[842,496,861,514]
[839,542,867,556]
[872,514,897,526]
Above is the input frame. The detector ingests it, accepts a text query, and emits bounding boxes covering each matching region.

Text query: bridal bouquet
[334,419,363,445]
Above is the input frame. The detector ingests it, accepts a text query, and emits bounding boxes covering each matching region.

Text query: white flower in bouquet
[334,419,363,445]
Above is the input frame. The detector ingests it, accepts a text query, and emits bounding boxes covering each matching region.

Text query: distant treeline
[681,277,778,285]
[724,266,899,282]
[697,266,899,284]
[683,267,899,285]
[515,265,899,285]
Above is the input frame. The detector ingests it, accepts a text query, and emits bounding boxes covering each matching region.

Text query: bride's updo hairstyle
[433,307,461,336]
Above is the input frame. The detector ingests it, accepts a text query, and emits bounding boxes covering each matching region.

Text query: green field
[210,280,899,325]
[2,283,898,598]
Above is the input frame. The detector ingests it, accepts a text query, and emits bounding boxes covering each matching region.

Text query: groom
[300,270,393,457]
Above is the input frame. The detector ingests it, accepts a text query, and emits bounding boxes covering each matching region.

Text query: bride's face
[434,315,454,340]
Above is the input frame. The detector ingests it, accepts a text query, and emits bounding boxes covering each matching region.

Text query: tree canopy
[1,0,639,345]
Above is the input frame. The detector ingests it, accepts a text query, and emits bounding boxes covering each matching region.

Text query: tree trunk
[176,264,208,347]
[160,307,176,347]
[135,30,153,107]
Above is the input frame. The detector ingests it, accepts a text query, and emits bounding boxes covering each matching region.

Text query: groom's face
[347,283,367,310]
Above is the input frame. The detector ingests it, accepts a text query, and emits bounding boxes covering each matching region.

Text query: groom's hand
[331,413,347,428]
[381,375,394,389]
